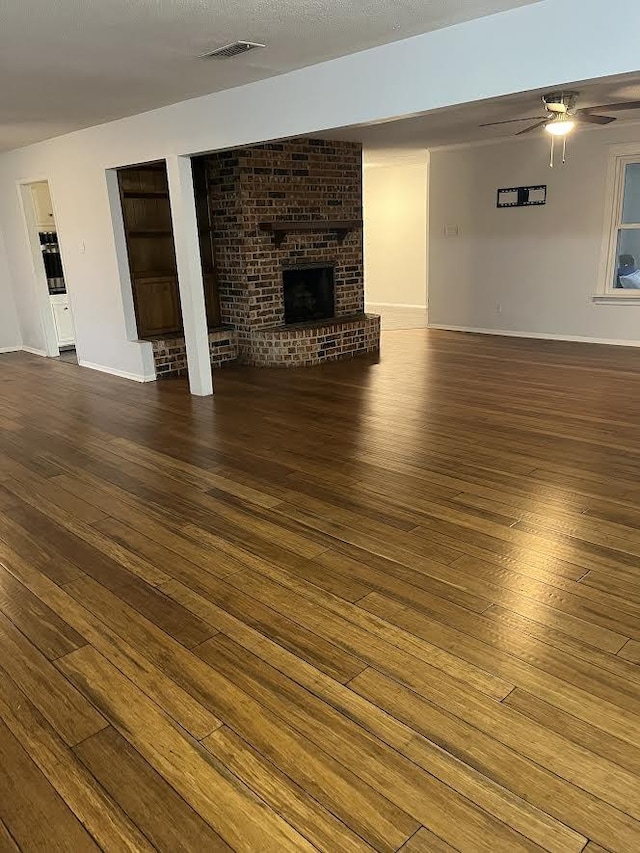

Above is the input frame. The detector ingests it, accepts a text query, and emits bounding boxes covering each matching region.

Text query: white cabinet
[31,182,56,232]
[50,294,75,347]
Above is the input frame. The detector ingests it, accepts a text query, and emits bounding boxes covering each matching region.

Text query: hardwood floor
[2,329,640,851]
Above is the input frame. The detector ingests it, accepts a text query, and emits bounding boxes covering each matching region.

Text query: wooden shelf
[132,270,177,279]
[259,219,363,247]
[122,191,170,199]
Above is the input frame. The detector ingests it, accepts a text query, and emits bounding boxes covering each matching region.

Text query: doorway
[20,180,77,362]
[362,150,429,331]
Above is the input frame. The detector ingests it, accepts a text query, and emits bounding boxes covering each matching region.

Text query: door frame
[17,178,60,356]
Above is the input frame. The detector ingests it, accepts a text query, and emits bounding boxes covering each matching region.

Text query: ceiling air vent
[201,41,265,60]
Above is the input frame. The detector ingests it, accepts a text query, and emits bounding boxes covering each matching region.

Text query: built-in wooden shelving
[117,162,182,338]
[259,219,363,247]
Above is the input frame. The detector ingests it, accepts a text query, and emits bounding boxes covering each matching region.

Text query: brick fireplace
[205,138,380,367]
[149,138,380,376]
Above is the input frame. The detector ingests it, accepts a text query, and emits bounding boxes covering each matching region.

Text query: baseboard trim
[428,323,640,349]
[0,346,22,354]
[78,359,156,383]
[21,346,48,356]
[367,302,428,310]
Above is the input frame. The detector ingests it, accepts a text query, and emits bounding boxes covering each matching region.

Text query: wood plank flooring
[2,328,640,851]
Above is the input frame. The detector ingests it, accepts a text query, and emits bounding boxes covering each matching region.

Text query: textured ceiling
[330,74,640,158]
[0,0,540,151]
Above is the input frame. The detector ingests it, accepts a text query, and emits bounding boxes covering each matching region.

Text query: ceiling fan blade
[515,120,548,136]
[479,116,545,128]
[575,113,616,125]
[578,101,640,113]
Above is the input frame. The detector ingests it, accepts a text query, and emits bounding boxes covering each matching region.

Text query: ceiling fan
[480,91,640,165]
[481,91,640,136]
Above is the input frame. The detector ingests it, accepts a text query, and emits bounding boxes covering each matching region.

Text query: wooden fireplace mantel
[258,219,363,247]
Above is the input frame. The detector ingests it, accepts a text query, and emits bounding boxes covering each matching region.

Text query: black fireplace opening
[283,264,335,325]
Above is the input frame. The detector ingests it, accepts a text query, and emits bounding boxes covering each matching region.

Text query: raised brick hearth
[250,314,381,367]
[206,138,380,367]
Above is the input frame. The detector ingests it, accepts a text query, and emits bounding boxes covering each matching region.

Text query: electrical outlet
[496,302,502,314]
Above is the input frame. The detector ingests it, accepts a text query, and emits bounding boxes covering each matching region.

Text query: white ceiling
[328,74,640,160]
[0,0,540,152]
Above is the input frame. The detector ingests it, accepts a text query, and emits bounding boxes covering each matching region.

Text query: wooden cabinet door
[50,295,76,346]
[132,275,182,338]
[31,182,55,231]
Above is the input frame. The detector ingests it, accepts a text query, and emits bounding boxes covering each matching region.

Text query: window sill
[592,293,640,304]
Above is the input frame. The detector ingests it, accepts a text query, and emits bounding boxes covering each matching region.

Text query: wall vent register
[200,41,265,59]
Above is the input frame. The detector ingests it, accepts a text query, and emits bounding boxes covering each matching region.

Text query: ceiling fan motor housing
[543,91,579,114]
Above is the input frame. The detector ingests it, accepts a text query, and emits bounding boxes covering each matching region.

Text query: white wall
[2,0,640,377]
[0,228,21,352]
[364,153,428,307]
[429,122,640,345]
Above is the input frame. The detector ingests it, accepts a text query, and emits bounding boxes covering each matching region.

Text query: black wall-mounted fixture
[497,185,547,208]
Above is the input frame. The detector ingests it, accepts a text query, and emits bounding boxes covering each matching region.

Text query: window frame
[598,151,640,301]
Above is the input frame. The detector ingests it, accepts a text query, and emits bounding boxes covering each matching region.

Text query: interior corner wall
[428,123,640,345]
[0,228,22,351]
[363,155,428,307]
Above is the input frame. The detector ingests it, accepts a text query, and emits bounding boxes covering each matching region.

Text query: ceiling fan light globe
[545,116,576,137]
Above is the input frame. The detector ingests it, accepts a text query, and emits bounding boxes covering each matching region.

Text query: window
[604,156,640,293]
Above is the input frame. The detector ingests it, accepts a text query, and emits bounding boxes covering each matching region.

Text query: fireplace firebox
[283,264,335,325]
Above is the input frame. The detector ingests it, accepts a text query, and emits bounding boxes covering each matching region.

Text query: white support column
[166,154,213,396]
